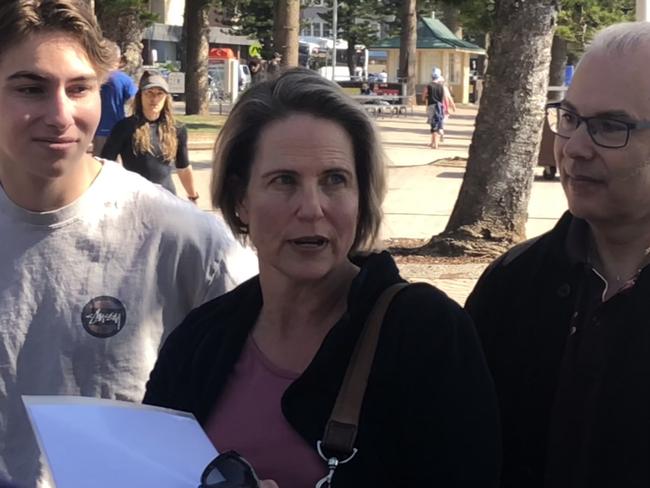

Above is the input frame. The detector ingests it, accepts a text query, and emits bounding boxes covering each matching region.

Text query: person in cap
[466,21,650,487]
[0,1,256,485]
[101,70,199,200]
[423,68,445,148]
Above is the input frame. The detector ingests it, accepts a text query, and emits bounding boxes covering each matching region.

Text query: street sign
[248,42,262,58]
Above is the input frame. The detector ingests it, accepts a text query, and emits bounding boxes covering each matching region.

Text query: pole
[637,0,650,20]
[331,0,338,81]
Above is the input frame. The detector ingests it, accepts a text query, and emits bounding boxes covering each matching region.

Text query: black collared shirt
[546,218,649,488]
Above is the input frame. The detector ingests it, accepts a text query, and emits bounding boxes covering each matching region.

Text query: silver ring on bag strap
[314,282,408,487]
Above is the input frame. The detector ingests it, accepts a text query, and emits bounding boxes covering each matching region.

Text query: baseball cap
[432,67,442,80]
[139,71,169,93]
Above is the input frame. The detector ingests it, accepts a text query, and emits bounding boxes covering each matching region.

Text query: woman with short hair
[145,68,500,488]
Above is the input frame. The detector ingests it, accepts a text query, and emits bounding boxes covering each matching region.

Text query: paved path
[174,104,568,305]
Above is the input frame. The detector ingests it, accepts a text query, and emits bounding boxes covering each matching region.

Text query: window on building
[312,22,322,37]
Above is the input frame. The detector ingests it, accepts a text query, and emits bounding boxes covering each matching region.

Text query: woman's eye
[324,173,347,186]
[271,174,295,186]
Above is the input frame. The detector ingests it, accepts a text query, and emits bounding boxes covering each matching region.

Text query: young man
[466,22,650,488]
[0,1,254,486]
[91,41,137,155]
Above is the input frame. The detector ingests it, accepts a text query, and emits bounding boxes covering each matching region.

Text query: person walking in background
[436,70,456,142]
[248,57,266,85]
[91,41,136,156]
[266,52,282,79]
[0,1,254,485]
[423,69,445,149]
[101,71,200,201]
[467,21,650,488]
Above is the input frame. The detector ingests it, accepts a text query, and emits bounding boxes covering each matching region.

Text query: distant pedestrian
[377,69,388,83]
[423,69,445,148]
[266,52,282,79]
[92,41,137,156]
[248,57,266,85]
[435,70,456,142]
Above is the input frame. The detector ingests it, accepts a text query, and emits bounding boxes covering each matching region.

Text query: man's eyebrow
[7,72,48,82]
[7,71,98,83]
[560,100,632,119]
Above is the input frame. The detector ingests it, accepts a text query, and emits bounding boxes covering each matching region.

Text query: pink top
[204,337,327,487]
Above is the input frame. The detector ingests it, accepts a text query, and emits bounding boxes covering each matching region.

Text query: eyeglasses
[545,102,650,149]
[198,451,260,488]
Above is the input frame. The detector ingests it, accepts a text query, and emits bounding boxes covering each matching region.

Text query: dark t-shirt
[101,116,189,195]
[426,82,444,105]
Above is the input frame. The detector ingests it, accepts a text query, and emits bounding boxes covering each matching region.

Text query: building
[370,16,485,103]
[143,0,256,66]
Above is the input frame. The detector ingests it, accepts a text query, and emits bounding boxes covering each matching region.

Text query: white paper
[22,395,218,488]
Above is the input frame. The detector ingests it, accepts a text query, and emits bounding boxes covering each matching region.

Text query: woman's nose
[295,185,325,220]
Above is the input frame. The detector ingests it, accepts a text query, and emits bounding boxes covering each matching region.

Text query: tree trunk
[548,35,567,102]
[273,0,285,56]
[274,0,300,66]
[184,0,210,115]
[347,36,357,76]
[95,2,143,77]
[426,0,558,256]
[398,0,417,105]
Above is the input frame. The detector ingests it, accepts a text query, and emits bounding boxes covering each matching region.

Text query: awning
[369,17,485,54]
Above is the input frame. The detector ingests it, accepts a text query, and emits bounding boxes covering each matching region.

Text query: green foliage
[375,0,438,37]
[556,0,634,53]
[317,0,383,48]
[95,0,157,24]
[443,0,633,54]
[215,0,276,57]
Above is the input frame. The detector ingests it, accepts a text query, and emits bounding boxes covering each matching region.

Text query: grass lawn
[176,114,227,139]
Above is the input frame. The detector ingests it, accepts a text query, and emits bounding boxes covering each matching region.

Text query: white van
[317,66,355,81]
[239,64,251,90]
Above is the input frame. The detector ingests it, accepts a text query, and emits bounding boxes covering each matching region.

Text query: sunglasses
[198,451,260,488]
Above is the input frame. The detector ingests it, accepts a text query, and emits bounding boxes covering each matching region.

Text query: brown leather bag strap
[320,282,408,457]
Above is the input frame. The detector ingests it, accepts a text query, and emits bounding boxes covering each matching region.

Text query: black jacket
[144,252,500,487]
[466,212,650,488]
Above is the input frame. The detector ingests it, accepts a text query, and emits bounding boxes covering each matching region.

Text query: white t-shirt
[0,161,256,487]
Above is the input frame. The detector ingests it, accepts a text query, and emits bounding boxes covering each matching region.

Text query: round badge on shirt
[81,296,127,338]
